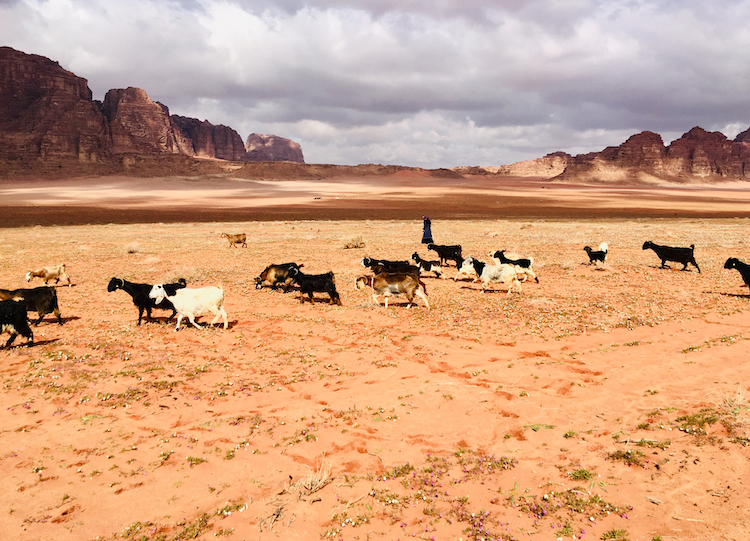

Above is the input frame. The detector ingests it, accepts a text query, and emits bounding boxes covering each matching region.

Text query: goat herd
[2,236,750,350]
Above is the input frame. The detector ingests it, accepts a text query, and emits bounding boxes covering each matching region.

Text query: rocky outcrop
[555,128,750,183]
[171,116,247,161]
[245,133,305,163]
[0,46,109,162]
[0,47,305,168]
[491,152,571,178]
[101,88,194,156]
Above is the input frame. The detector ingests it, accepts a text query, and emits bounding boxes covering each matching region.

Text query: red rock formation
[556,128,750,183]
[171,116,246,161]
[245,133,305,163]
[0,47,306,168]
[101,88,193,156]
[0,46,109,162]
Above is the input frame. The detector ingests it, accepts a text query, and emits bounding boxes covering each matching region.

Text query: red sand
[1,173,750,541]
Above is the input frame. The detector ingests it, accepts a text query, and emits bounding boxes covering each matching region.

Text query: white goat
[488,252,537,283]
[26,264,71,286]
[149,284,227,331]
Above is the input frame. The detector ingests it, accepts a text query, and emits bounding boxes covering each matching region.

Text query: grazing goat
[583,242,608,265]
[460,257,521,294]
[221,233,247,248]
[427,244,463,267]
[362,257,411,272]
[288,268,342,305]
[411,252,444,278]
[0,300,33,348]
[490,250,539,283]
[26,264,71,286]
[724,257,750,288]
[0,286,62,325]
[149,285,228,331]
[255,262,304,291]
[642,241,700,273]
[108,277,187,325]
[355,274,430,309]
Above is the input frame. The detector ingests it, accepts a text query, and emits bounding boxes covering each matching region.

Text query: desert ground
[1,173,750,541]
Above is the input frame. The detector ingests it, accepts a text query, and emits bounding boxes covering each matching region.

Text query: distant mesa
[475,127,750,184]
[0,46,304,168]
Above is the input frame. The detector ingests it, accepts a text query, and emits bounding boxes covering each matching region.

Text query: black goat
[0,286,62,325]
[724,257,750,288]
[427,244,463,267]
[255,262,304,291]
[288,268,342,305]
[583,242,608,265]
[108,277,187,325]
[362,257,411,271]
[642,241,700,273]
[0,300,33,348]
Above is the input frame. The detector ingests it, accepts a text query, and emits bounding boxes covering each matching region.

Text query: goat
[149,284,228,331]
[724,257,750,288]
[0,300,33,348]
[255,262,304,291]
[0,286,62,325]
[427,244,463,267]
[26,264,71,286]
[362,257,411,272]
[355,274,429,309]
[460,257,521,294]
[411,252,444,278]
[489,250,538,283]
[288,267,342,305]
[583,242,609,265]
[454,256,480,282]
[221,233,247,248]
[642,241,700,273]
[108,277,187,325]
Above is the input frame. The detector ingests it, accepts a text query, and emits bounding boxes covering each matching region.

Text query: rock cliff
[245,133,305,163]
[0,46,109,162]
[170,116,247,161]
[555,128,750,183]
[0,47,305,168]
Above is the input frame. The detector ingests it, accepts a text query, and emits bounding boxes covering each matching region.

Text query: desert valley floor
[1,173,750,541]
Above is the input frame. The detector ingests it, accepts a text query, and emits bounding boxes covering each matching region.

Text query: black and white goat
[724,257,750,288]
[108,277,187,325]
[642,241,700,273]
[288,267,342,305]
[0,300,33,348]
[583,242,609,265]
[456,257,521,293]
[490,250,538,283]
[0,286,62,325]
[411,252,444,278]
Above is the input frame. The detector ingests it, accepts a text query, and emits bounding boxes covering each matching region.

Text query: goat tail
[690,244,695,250]
[599,242,608,253]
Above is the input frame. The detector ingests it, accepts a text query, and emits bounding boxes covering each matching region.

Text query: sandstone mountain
[245,133,305,163]
[0,47,304,169]
[492,128,750,183]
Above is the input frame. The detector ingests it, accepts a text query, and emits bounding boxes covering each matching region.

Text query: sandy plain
[1,172,750,541]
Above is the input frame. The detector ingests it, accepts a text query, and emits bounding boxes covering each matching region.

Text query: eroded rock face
[493,152,572,178]
[556,128,750,183]
[244,133,305,163]
[101,88,194,156]
[0,47,305,168]
[171,116,247,161]
[0,46,109,162]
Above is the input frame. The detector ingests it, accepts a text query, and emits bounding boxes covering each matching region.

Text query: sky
[2,0,750,168]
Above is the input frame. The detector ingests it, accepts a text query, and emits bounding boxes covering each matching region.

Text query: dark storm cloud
[2,0,750,167]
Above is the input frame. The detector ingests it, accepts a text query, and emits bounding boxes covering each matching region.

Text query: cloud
[2,0,750,167]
